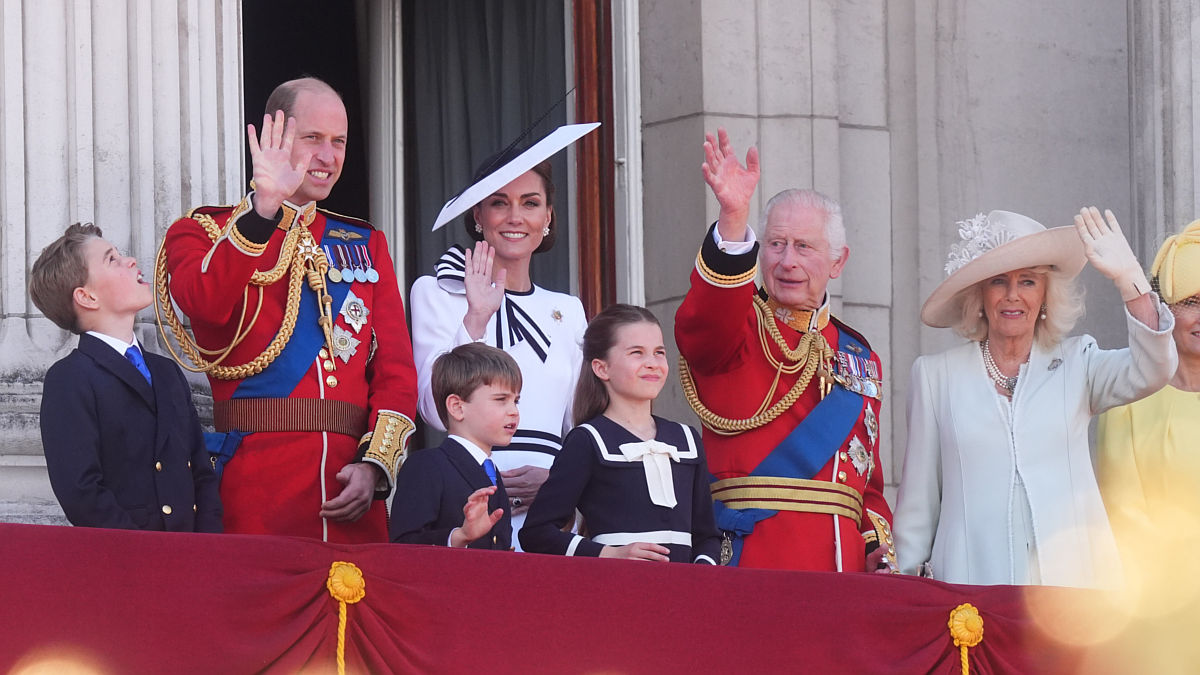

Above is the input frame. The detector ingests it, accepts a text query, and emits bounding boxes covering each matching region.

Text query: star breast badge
[331,326,361,364]
[340,290,369,333]
[848,436,872,478]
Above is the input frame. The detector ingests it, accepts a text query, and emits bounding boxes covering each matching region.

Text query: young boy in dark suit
[30,222,221,531]
[389,343,517,549]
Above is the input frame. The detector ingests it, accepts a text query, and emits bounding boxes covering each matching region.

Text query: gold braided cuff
[361,410,415,493]
[227,222,269,256]
[220,195,267,256]
[696,249,758,287]
[865,509,895,559]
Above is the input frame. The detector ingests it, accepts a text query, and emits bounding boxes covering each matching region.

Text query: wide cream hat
[921,210,1087,328]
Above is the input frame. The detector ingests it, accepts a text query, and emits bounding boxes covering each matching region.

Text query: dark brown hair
[432,342,523,428]
[464,152,557,254]
[263,76,342,119]
[572,304,662,425]
[29,222,104,333]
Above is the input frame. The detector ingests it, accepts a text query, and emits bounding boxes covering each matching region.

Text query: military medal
[552,309,563,323]
[835,349,883,401]
[352,246,368,283]
[720,532,734,566]
[336,246,354,283]
[865,405,878,447]
[361,246,380,283]
[323,245,343,283]
[340,290,369,333]
[331,325,360,363]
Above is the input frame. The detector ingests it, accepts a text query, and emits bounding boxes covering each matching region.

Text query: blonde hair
[953,267,1085,348]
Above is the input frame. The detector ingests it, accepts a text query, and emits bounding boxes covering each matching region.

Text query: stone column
[0,0,243,523]
[638,0,902,498]
[1129,0,1200,253]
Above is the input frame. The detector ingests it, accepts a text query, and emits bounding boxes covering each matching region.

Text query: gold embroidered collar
[282,200,318,229]
[765,295,830,333]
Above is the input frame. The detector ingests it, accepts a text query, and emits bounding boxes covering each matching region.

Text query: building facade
[1,0,1190,522]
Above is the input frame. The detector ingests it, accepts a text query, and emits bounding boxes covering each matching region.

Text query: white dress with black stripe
[410,246,587,549]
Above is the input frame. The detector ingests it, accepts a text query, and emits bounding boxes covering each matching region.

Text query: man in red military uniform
[676,129,893,571]
[160,77,416,542]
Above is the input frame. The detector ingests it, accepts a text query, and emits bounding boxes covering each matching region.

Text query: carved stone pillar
[0,0,243,522]
[1129,0,1200,253]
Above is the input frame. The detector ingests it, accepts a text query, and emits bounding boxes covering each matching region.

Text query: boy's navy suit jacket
[40,332,222,531]
[389,437,512,550]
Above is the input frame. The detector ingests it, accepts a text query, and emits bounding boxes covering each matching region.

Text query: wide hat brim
[431,122,601,231]
[921,220,1087,328]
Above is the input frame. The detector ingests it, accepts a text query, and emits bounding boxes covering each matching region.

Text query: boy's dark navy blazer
[40,332,222,532]
[389,437,512,550]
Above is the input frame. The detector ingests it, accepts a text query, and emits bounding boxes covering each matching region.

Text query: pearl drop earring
[1040,305,1047,320]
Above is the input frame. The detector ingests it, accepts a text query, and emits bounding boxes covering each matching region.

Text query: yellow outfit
[1097,386,1200,543]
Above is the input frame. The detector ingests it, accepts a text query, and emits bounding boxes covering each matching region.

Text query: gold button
[323,360,335,372]
[326,375,338,387]
[319,349,329,359]
[155,461,162,471]
[839,452,849,461]
[187,461,191,469]
[837,471,847,482]
[162,505,173,515]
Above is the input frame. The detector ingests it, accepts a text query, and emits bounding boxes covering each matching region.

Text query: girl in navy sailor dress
[520,304,721,563]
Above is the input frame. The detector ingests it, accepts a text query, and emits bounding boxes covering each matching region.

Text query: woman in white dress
[410,149,587,549]
[893,207,1177,587]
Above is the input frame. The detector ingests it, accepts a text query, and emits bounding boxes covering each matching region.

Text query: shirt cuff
[712,221,757,254]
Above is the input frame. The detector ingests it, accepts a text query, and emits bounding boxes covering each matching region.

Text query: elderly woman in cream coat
[893,207,1177,588]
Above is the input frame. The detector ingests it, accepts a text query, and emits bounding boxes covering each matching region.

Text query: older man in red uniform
[161,77,416,542]
[676,129,893,571]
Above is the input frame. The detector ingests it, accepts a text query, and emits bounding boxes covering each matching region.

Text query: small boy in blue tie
[29,223,221,531]
[389,343,517,549]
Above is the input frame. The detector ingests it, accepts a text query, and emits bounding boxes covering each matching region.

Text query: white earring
[1040,305,1047,320]
[474,222,483,234]
[542,226,550,237]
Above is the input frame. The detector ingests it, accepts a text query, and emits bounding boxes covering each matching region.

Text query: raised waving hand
[246,110,312,218]
[462,240,507,340]
[702,127,760,242]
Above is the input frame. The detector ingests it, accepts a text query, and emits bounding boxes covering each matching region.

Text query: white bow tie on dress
[618,439,680,508]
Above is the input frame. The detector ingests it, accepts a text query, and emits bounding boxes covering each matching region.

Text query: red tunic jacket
[164,197,416,542]
[676,225,893,571]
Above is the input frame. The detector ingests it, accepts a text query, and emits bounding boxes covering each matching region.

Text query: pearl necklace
[981,339,1019,396]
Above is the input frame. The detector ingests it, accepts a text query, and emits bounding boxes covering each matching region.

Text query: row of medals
[832,349,883,400]
[323,244,379,284]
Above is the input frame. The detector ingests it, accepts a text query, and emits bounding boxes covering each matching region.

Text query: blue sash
[232,214,366,399]
[205,215,368,473]
[715,326,868,565]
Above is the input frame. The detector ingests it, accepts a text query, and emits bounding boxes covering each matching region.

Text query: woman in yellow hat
[1097,219,1200,548]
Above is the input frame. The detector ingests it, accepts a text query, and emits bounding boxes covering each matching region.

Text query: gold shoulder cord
[680,296,834,436]
[154,208,336,380]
